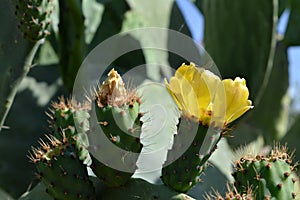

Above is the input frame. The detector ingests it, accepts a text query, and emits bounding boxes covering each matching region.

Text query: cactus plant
[90,68,143,187]
[102,178,195,200]
[1,0,300,199]
[15,0,54,42]
[205,184,254,200]
[162,63,253,193]
[232,145,296,199]
[47,97,91,162]
[58,0,86,91]
[162,119,221,193]
[29,134,96,200]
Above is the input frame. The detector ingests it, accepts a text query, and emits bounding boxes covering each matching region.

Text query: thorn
[110,135,119,143]
[28,152,37,163]
[0,125,10,130]
[45,111,53,119]
[38,139,50,151]
[98,121,108,126]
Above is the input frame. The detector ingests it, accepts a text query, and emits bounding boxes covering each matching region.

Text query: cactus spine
[15,0,54,41]
[232,145,296,199]
[205,184,254,200]
[29,97,95,199]
[90,69,143,187]
[29,134,95,200]
[47,97,91,163]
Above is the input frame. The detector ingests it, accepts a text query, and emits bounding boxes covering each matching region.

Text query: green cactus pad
[30,135,96,200]
[232,147,296,199]
[95,102,142,152]
[102,178,195,200]
[91,102,143,187]
[90,154,136,188]
[15,0,54,41]
[205,184,254,200]
[48,97,91,163]
[89,69,143,187]
[162,117,222,193]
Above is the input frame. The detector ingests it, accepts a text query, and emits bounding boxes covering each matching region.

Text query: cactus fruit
[47,97,91,163]
[162,117,222,193]
[15,0,54,41]
[90,69,143,187]
[232,145,296,200]
[29,134,95,200]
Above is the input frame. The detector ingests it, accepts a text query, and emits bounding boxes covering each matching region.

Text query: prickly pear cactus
[102,178,195,200]
[162,63,253,193]
[205,184,254,200]
[232,146,296,200]
[47,97,91,163]
[29,134,96,200]
[162,118,221,193]
[95,101,142,152]
[14,0,54,41]
[90,69,143,187]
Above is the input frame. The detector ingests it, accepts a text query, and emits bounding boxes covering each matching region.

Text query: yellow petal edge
[165,63,253,129]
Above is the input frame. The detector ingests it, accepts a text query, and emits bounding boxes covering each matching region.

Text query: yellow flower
[165,63,253,129]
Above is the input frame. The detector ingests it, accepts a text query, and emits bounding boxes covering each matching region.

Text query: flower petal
[165,63,253,129]
[165,78,184,110]
[226,100,253,124]
[222,77,252,123]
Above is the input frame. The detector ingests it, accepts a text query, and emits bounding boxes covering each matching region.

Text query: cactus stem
[0,40,42,132]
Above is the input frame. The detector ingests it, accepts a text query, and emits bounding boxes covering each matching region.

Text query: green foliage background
[0,0,300,199]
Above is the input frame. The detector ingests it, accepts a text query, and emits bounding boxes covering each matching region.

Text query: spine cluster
[15,0,54,41]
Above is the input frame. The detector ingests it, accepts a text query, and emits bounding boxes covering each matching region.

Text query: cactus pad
[232,146,296,199]
[15,0,54,41]
[29,134,95,200]
[90,69,143,187]
[205,184,254,200]
[102,178,195,200]
[162,117,222,193]
[47,97,91,163]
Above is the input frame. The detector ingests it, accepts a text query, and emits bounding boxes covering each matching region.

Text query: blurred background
[0,0,299,199]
